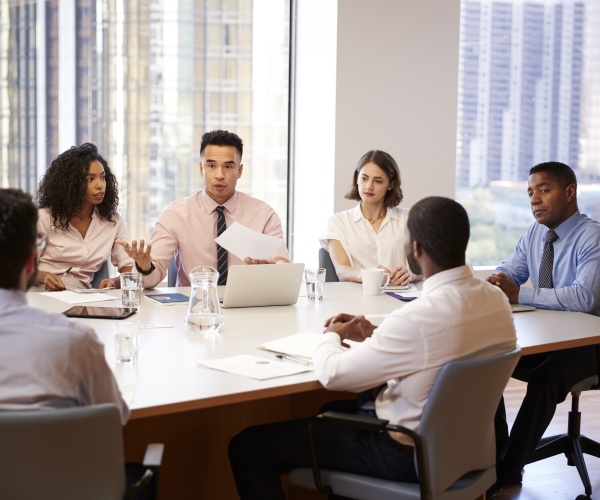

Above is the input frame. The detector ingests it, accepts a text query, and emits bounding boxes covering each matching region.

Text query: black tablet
[63,306,137,320]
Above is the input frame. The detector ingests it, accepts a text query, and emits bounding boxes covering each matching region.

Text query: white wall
[293,0,462,267]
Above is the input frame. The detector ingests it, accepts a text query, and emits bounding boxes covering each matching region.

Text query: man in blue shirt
[487,161,600,497]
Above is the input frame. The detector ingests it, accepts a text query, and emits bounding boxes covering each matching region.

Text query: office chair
[289,347,521,500]
[168,256,178,287]
[0,404,164,500]
[318,248,340,282]
[518,346,600,498]
[92,259,110,288]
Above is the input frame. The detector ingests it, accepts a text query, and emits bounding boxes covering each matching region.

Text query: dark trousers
[494,345,598,470]
[228,400,418,500]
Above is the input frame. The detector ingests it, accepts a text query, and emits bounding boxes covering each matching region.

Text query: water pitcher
[185,266,223,333]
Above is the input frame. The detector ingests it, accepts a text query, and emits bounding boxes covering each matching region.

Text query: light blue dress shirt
[496,210,600,316]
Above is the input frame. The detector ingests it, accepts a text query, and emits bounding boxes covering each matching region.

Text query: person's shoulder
[237,191,275,211]
[20,304,95,339]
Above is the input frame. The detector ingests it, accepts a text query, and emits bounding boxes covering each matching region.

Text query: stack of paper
[257,332,323,361]
[199,354,311,380]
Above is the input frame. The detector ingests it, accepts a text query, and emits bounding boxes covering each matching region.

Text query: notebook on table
[220,263,305,308]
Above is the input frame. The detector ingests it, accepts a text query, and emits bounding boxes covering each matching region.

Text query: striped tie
[216,206,228,285]
[538,229,558,289]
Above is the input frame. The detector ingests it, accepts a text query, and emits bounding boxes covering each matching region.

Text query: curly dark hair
[345,150,403,208]
[37,143,119,231]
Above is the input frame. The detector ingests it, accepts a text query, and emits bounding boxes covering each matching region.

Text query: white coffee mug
[361,268,391,296]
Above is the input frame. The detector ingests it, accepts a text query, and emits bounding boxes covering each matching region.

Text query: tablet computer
[63,306,137,320]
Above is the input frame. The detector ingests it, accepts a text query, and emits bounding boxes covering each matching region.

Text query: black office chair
[0,404,163,500]
[520,346,600,498]
[319,248,340,282]
[92,260,110,288]
[168,256,178,287]
[289,347,521,500]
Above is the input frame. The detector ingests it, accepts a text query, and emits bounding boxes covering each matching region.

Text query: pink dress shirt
[143,190,291,287]
[37,208,134,287]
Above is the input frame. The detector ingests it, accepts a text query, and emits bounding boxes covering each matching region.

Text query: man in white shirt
[0,188,129,422]
[228,196,517,499]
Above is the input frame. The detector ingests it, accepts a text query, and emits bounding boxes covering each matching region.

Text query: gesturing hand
[117,239,153,272]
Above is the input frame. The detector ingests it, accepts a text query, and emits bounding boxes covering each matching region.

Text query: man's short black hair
[0,188,38,289]
[200,130,244,160]
[530,161,577,188]
[407,196,470,270]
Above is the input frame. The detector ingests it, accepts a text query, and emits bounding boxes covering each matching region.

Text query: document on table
[199,354,311,380]
[39,291,117,304]
[214,222,283,260]
[257,332,323,361]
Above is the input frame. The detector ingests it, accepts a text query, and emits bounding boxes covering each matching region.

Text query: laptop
[220,263,305,308]
[511,304,536,313]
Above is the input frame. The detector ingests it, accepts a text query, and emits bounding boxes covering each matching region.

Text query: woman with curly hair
[35,143,134,291]
[319,150,422,285]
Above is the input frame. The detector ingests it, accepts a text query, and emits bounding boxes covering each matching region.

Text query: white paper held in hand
[214,222,283,261]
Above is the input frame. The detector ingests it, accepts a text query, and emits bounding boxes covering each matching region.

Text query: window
[0,0,290,243]
[456,0,600,265]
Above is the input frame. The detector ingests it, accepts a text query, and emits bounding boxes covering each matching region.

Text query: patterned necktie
[538,229,558,288]
[216,206,228,285]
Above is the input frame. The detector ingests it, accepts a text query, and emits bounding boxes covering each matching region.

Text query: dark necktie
[216,206,228,285]
[538,229,558,288]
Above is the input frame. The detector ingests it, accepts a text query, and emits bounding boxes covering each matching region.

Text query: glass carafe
[185,266,223,334]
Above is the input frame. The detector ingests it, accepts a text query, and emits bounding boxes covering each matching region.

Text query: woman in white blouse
[35,143,134,291]
[320,150,421,285]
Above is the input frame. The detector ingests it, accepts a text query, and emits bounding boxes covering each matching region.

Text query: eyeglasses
[36,232,47,253]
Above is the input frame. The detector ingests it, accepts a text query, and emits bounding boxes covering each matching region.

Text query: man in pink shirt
[120,130,290,287]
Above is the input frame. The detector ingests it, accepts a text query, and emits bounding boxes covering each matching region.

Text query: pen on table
[275,354,312,366]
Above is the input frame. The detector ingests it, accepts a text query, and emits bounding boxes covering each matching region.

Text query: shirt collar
[200,190,239,214]
[544,210,581,241]
[422,264,474,295]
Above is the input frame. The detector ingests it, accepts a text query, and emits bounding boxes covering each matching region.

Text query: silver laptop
[220,263,305,308]
[511,304,536,313]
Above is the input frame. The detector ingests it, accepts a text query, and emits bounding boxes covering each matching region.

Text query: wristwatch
[135,262,155,276]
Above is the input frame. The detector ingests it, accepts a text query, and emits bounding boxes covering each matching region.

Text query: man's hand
[117,239,153,272]
[244,258,275,265]
[98,279,116,289]
[323,313,375,342]
[487,272,520,304]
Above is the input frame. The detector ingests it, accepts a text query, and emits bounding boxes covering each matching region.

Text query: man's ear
[412,240,424,257]
[566,184,577,203]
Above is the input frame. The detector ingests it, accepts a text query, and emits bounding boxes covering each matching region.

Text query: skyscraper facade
[0,0,290,239]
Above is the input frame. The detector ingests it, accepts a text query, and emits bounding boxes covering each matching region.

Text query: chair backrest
[92,260,110,288]
[168,255,178,287]
[318,248,340,282]
[0,404,126,500]
[417,347,521,497]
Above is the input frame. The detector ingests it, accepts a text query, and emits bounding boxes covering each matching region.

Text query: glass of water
[121,272,142,309]
[305,268,326,301]
[113,321,140,364]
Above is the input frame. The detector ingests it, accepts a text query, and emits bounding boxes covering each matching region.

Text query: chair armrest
[307,412,429,499]
[143,443,164,467]
[318,411,389,431]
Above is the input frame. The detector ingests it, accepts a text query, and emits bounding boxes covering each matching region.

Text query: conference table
[27,282,600,499]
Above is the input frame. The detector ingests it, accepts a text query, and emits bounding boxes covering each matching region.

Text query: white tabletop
[26,282,600,419]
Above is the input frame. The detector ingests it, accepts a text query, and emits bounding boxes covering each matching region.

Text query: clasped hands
[323,313,376,343]
[378,264,413,286]
[487,271,519,304]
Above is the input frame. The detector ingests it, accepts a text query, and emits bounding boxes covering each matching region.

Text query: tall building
[0,0,290,239]
[456,0,595,188]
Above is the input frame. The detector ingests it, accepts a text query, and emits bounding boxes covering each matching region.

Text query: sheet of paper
[257,332,323,360]
[215,221,283,260]
[199,354,311,380]
[66,286,115,293]
[39,291,117,304]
